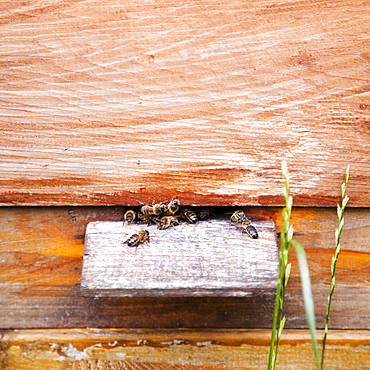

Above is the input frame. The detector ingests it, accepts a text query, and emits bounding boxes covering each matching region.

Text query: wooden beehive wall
[1,0,370,369]
[0,0,370,207]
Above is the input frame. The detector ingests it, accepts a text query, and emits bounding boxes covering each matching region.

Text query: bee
[195,208,212,220]
[156,215,180,230]
[241,219,259,239]
[124,230,150,248]
[180,208,198,224]
[123,209,136,224]
[139,202,165,224]
[163,198,181,215]
[230,210,247,224]
[133,210,148,224]
[140,202,165,217]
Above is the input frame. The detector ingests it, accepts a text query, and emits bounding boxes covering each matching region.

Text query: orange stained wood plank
[1,0,370,206]
[2,328,370,370]
[1,206,370,330]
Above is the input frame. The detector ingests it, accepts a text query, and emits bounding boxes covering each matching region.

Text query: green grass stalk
[268,161,320,369]
[267,161,293,370]
[291,239,320,368]
[320,166,350,369]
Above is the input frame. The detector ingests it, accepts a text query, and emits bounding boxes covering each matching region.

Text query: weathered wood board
[81,217,278,297]
[1,206,370,330]
[2,328,370,370]
[1,0,370,206]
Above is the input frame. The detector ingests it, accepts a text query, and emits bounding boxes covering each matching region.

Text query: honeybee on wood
[230,210,247,224]
[123,210,136,225]
[163,199,181,216]
[180,208,198,224]
[140,202,165,217]
[156,215,180,230]
[139,202,165,224]
[134,210,148,224]
[241,219,259,239]
[124,230,150,248]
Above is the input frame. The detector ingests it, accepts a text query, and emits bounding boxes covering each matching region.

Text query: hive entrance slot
[81,209,278,297]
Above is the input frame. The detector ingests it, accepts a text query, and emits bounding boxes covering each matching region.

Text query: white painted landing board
[81,216,278,297]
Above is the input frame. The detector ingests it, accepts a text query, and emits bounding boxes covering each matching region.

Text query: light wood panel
[81,217,278,297]
[1,0,370,206]
[2,328,370,370]
[1,206,370,330]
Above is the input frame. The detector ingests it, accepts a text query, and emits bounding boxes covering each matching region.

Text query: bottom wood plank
[2,329,370,370]
[1,206,370,330]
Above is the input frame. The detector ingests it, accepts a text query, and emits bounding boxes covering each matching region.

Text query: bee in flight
[123,210,136,225]
[180,208,198,224]
[124,230,150,248]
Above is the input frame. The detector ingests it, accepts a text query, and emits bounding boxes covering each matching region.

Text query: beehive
[1,1,370,368]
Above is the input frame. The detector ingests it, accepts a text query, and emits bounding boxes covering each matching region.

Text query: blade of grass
[268,233,290,369]
[267,161,292,370]
[291,240,320,369]
[268,255,284,369]
[268,163,349,369]
[320,165,350,369]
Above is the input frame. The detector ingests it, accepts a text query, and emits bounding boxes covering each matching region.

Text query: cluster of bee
[230,210,259,239]
[123,199,211,248]
[123,201,259,249]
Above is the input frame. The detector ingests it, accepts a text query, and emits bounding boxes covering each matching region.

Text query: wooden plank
[1,0,370,206]
[80,216,278,297]
[2,328,370,370]
[1,206,370,330]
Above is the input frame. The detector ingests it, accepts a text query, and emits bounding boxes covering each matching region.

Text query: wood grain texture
[1,206,370,330]
[81,217,278,297]
[1,0,370,206]
[2,328,370,370]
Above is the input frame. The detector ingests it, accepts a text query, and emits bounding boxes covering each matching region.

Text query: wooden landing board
[81,216,278,297]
